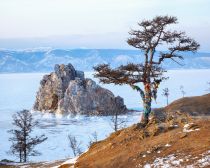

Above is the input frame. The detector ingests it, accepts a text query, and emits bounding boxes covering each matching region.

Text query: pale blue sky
[0,0,209,51]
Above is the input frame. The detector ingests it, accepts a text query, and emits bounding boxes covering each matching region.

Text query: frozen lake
[0,69,210,162]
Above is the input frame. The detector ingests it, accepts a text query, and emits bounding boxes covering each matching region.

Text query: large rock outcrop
[34,63,127,115]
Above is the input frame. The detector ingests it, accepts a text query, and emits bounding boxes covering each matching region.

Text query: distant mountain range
[0,48,210,73]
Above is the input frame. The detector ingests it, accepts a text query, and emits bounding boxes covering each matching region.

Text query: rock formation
[34,63,127,115]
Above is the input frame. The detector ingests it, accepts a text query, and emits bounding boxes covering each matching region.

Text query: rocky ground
[69,114,210,168]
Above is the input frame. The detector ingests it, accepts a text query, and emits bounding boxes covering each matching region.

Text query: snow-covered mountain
[0,48,210,73]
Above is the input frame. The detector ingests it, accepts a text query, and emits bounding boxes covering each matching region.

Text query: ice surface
[0,69,210,162]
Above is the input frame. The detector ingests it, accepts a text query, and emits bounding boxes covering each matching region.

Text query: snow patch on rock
[183,123,200,132]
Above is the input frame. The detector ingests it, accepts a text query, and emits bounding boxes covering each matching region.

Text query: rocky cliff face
[34,63,127,115]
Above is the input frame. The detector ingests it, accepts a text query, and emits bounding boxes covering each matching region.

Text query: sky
[0,0,209,51]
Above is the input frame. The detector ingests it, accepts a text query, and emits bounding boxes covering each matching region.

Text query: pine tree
[94,16,199,125]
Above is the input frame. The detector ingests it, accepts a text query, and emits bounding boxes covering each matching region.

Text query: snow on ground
[52,156,79,168]
[197,150,210,168]
[142,151,210,168]
[144,154,182,168]
[62,156,78,165]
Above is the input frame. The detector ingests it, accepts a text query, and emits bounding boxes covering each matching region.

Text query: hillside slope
[154,93,210,116]
[2,118,209,168]
[65,115,210,168]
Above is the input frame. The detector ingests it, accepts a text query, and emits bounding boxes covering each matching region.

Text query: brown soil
[71,114,210,168]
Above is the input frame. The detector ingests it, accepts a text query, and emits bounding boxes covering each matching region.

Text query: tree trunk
[24,146,26,162]
[142,100,151,124]
[19,150,22,163]
[142,85,152,124]
[23,130,27,162]
[131,84,151,125]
